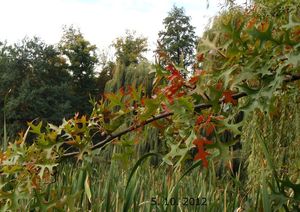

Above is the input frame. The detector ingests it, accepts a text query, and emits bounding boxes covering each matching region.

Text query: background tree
[112,30,148,67]
[96,62,114,96]
[106,31,150,93]
[96,49,115,98]
[59,26,99,114]
[0,37,74,138]
[105,31,159,162]
[157,5,197,68]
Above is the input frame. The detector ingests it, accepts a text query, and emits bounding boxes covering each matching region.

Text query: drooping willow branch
[62,73,300,158]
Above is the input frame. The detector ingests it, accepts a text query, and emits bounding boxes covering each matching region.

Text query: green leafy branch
[62,73,300,158]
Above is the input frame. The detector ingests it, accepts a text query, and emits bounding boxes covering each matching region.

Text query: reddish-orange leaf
[151,120,165,129]
[167,95,174,104]
[161,103,171,113]
[32,175,40,189]
[125,99,131,108]
[133,101,138,109]
[103,92,113,100]
[167,70,181,81]
[196,53,204,62]
[285,45,293,51]
[0,152,7,163]
[259,20,269,32]
[216,81,223,91]
[193,137,213,147]
[194,149,210,167]
[195,69,206,76]
[205,123,215,136]
[295,29,300,36]
[165,64,177,73]
[236,18,243,29]
[119,87,125,96]
[205,114,212,124]
[176,91,186,97]
[141,97,146,106]
[247,17,256,29]
[127,85,133,95]
[66,140,77,145]
[189,75,199,85]
[222,90,238,106]
[196,115,205,125]
[192,137,212,168]
[165,84,180,97]
[134,137,139,144]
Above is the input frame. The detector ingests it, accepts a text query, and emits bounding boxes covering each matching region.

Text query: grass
[48,157,242,211]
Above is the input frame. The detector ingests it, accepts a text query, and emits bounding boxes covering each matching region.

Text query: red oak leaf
[195,69,206,76]
[134,136,139,144]
[167,95,174,104]
[216,81,223,91]
[196,53,204,62]
[119,87,125,96]
[167,70,181,81]
[247,17,256,29]
[151,120,165,129]
[161,103,171,113]
[162,64,185,104]
[125,99,131,108]
[195,115,205,125]
[189,75,199,85]
[176,90,186,97]
[260,21,269,32]
[165,64,177,73]
[193,137,213,147]
[205,114,212,124]
[222,90,238,106]
[141,97,146,106]
[127,85,133,92]
[193,137,213,168]
[205,123,215,136]
[194,149,210,167]
[295,29,300,36]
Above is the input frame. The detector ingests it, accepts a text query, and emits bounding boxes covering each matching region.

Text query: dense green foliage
[1,0,300,211]
[59,26,99,114]
[0,38,74,136]
[106,31,152,93]
[158,5,197,68]
[112,30,148,67]
[0,29,112,140]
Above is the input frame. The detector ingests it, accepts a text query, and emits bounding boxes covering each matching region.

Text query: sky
[0,0,241,61]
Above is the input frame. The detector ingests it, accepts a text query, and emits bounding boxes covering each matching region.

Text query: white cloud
[0,0,228,61]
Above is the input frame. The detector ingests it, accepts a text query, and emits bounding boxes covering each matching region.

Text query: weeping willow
[241,86,300,194]
[104,61,162,163]
[105,61,154,96]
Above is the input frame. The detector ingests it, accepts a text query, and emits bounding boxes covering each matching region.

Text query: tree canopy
[157,5,197,68]
[59,26,99,114]
[0,38,74,136]
[112,30,148,67]
[105,31,153,94]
